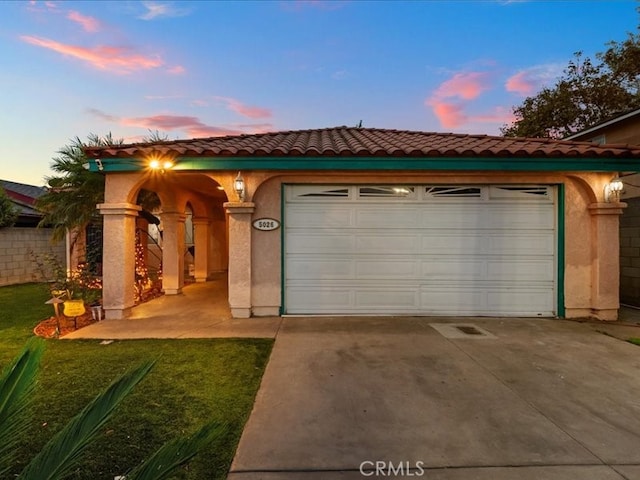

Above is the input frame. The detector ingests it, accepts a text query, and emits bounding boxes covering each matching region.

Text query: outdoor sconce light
[604,177,624,202]
[234,171,246,201]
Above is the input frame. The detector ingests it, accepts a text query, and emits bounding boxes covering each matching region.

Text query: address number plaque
[252,218,280,231]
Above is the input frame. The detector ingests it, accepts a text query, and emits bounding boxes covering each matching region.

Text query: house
[0,179,47,227]
[0,179,65,286]
[566,109,640,307]
[565,107,640,146]
[83,127,640,321]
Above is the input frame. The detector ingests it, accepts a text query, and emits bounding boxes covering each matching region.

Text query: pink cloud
[234,123,274,134]
[472,106,515,124]
[87,108,271,138]
[67,10,100,32]
[427,101,515,130]
[505,64,563,96]
[124,113,244,137]
[26,1,58,13]
[190,99,209,107]
[187,126,244,137]
[144,94,184,100]
[428,101,467,129]
[139,1,191,20]
[426,72,488,129]
[20,35,163,73]
[166,65,186,75]
[432,72,490,101]
[121,114,210,131]
[505,71,535,95]
[214,96,272,119]
[425,70,518,130]
[426,70,511,130]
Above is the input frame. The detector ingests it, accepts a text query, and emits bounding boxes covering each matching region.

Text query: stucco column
[209,220,228,273]
[589,202,626,320]
[98,202,141,320]
[192,217,210,282]
[224,202,255,318]
[162,212,186,295]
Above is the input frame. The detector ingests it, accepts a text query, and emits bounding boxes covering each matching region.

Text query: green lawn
[0,283,273,479]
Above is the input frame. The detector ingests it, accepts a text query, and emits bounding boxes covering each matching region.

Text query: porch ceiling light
[234,171,245,201]
[149,157,173,172]
[604,177,623,202]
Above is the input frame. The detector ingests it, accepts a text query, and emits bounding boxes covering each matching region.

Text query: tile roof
[83,127,640,160]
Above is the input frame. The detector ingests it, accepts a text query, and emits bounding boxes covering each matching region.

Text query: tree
[37,131,167,242]
[0,186,18,228]
[36,133,122,241]
[502,31,640,139]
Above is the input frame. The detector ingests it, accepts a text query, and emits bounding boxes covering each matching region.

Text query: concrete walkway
[229,316,640,480]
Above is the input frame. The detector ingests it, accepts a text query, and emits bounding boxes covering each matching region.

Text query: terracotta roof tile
[83,127,640,159]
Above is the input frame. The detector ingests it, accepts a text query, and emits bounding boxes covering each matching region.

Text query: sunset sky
[1,0,638,185]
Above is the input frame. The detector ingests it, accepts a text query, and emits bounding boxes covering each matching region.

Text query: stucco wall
[99,168,621,320]
[250,171,615,319]
[0,227,65,286]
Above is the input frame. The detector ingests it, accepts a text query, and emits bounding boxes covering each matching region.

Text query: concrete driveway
[228,316,640,480]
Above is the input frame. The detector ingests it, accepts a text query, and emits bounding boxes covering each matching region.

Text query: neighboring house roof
[565,107,640,141]
[0,179,47,226]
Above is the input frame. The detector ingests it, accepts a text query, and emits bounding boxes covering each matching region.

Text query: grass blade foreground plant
[17,361,155,480]
[0,339,44,476]
[126,421,227,480]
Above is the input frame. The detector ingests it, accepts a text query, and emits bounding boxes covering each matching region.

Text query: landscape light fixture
[604,177,623,202]
[234,171,245,201]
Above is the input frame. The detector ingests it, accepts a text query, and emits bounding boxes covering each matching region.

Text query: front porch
[63,274,281,339]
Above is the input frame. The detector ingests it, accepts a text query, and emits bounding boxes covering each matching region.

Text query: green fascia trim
[557,184,566,318]
[280,183,286,316]
[88,156,640,173]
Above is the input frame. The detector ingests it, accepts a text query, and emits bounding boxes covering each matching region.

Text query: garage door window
[425,186,482,198]
[358,186,416,198]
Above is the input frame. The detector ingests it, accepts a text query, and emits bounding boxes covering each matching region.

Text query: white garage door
[284,185,557,317]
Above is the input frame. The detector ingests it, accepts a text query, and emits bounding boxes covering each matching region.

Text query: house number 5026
[252,218,280,231]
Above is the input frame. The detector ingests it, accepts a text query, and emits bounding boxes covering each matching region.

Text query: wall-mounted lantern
[234,171,246,201]
[604,177,624,202]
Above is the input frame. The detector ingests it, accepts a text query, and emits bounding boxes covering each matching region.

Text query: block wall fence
[0,227,65,287]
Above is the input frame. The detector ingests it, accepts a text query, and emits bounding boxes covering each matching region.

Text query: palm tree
[36,133,122,242]
[37,131,167,242]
